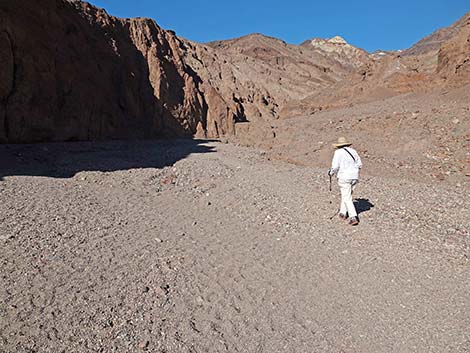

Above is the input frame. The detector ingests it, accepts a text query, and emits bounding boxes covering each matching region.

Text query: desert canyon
[0,0,469,351]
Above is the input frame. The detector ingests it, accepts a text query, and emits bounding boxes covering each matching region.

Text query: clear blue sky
[88,0,469,52]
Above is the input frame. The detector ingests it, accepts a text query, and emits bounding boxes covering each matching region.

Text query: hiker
[328,137,362,226]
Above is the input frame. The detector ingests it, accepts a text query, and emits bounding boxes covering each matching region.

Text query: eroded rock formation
[0,0,241,143]
[0,1,468,143]
[437,13,470,81]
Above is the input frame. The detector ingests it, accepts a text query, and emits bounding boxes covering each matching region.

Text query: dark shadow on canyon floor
[354,198,375,215]
[0,139,217,180]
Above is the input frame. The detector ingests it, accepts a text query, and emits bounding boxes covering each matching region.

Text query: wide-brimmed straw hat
[332,136,352,148]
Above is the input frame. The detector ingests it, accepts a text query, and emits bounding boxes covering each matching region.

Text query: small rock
[155,237,163,243]
[154,287,166,297]
[139,340,149,350]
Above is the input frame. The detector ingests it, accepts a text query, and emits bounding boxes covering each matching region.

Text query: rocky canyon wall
[0,1,468,144]
[0,0,240,143]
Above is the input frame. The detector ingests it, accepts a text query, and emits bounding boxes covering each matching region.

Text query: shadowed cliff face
[0,0,240,143]
[0,0,468,144]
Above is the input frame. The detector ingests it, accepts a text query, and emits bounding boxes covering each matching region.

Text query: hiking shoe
[339,213,348,221]
[349,216,359,226]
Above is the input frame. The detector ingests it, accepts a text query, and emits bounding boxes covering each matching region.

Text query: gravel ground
[0,139,469,352]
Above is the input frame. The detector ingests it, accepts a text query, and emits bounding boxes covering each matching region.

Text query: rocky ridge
[280,14,470,120]
[0,0,468,143]
[301,35,372,72]
[403,12,470,56]
[437,13,470,82]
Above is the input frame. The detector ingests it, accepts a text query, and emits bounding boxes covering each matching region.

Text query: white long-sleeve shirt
[331,147,362,180]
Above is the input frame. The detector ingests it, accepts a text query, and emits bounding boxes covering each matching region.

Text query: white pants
[338,179,358,218]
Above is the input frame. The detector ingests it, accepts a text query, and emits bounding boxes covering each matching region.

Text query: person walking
[328,137,363,225]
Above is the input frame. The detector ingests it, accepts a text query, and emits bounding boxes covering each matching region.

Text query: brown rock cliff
[0,0,240,143]
[0,1,468,144]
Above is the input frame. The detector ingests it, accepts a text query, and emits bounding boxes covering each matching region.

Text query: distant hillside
[403,12,470,56]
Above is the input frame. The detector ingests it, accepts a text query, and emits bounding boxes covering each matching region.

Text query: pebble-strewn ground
[0,139,469,352]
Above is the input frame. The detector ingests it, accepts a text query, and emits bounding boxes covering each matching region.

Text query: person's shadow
[354,198,375,215]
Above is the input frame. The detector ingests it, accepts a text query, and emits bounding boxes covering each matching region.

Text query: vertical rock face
[1,0,148,142]
[0,30,14,141]
[437,13,470,81]
[0,0,238,143]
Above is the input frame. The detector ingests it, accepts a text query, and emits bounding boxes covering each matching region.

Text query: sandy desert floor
[0,139,469,352]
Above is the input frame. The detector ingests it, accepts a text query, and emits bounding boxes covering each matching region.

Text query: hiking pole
[327,170,338,220]
[329,209,339,220]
